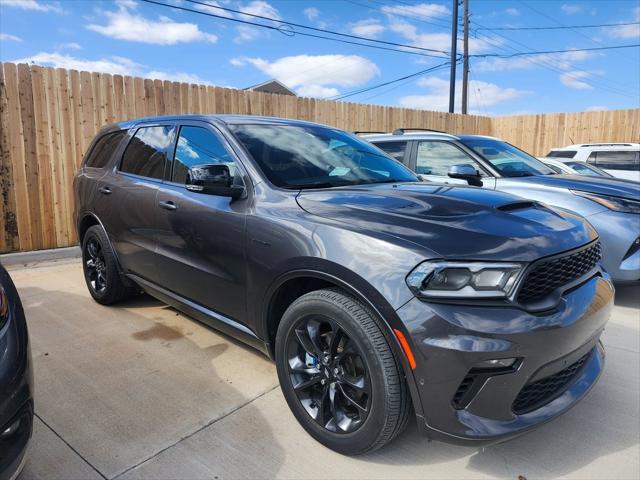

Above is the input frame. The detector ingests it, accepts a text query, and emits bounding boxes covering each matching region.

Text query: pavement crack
[35,412,108,480]
[112,383,280,480]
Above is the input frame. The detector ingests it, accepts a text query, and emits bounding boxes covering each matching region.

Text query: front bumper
[396,273,613,445]
[0,267,34,480]
[587,210,640,283]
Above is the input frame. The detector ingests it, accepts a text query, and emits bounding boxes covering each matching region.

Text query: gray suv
[74,115,612,454]
[367,130,640,283]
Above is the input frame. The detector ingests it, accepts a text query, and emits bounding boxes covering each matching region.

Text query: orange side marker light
[393,329,417,370]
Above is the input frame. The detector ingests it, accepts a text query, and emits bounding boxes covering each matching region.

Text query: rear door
[153,121,250,324]
[95,123,176,280]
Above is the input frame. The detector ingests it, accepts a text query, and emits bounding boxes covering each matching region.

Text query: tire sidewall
[275,294,392,454]
[82,227,116,303]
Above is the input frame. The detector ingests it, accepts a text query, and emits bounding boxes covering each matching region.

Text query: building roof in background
[245,79,297,96]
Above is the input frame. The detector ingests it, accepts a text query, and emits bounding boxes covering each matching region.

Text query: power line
[470,24,638,98]
[475,21,640,31]
[470,43,640,58]
[331,61,452,100]
[178,0,449,56]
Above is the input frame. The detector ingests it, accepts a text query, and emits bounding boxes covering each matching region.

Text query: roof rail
[392,127,447,135]
[580,143,634,147]
[353,130,388,135]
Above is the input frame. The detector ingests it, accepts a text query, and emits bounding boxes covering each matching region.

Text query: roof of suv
[107,114,332,132]
[550,143,640,151]
[360,131,504,142]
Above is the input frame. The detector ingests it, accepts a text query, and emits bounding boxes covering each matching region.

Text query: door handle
[158,200,178,211]
[98,186,112,195]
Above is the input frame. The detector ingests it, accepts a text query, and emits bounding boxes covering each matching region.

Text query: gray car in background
[366,130,640,283]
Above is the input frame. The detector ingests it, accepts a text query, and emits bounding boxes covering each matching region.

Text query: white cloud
[586,105,608,111]
[235,1,281,43]
[232,54,380,97]
[296,85,339,98]
[12,51,210,84]
[381,3,449,19]
[303,7,319,21]
[56,42,82,50]
[87,4,218,44]
[349,19,385,39]
[399,77,527,112]
[0,32,22,42]
[476,49,592,72]
[193,0,233,17]
[0,0,63,13]
[605,7,640,39]
[559,70,603,90]
[561,4,582,15]
[505,8,520,16]
[389,19,498,55]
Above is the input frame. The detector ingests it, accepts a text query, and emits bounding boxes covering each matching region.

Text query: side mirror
[448,164,483,187]
[186,164,244,199]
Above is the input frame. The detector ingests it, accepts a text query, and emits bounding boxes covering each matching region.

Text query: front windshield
[230,124,418,189]
[461,138,556,177]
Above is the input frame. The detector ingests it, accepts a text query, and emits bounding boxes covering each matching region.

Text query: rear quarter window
[546,150,576,159]
[84,130,127,168]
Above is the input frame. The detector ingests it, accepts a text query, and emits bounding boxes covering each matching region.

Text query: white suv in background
[545,143,640,182]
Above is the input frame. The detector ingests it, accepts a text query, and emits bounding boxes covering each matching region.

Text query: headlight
[0,285,8,328]
[406,261,525,299]
[571,190,640,214]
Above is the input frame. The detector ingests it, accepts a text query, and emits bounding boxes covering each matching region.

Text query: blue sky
[0,0,638,115]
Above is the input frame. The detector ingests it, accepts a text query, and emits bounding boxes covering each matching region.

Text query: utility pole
[461,0,469,114]
[448,0,459,113]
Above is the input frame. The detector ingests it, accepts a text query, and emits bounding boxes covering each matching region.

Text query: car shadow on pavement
[18,286,284,480]
[364,318,639,478]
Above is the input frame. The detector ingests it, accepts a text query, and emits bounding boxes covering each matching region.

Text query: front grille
[512,351,591,414]
[517,242,601,304]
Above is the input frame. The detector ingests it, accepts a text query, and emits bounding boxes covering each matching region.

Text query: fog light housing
[1,418,21,437]
[476,357,517,369]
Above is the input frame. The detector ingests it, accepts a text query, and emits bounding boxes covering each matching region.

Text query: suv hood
[504,174,640,198]
[296,183,597,261]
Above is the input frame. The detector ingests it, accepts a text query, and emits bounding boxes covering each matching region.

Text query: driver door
[415,140,495,188]
[153,122,250,324]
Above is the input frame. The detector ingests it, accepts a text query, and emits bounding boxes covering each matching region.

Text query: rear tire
[275,288,411,455]
[82,225,136,305]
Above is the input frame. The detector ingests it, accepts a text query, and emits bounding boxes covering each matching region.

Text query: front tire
[82,225,136,305]
[275,288,411,455]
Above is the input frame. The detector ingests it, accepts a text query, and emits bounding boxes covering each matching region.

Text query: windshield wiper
[286,181,344,190]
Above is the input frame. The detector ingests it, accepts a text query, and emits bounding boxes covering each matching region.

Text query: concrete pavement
[6,260,639,480]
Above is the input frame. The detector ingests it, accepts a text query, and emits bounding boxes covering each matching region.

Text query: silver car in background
[365,130,640,284]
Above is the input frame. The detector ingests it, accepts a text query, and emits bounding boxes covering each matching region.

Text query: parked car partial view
[540,157,614,178]
[366,131,640,284]
[74,115,613,454]
[546,143,640,182]
[0,264,33,480]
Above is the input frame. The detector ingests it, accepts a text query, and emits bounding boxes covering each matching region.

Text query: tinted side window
[120,126,175,179]
[416,141,482,176]
[172,127,235,184]
[375,141,408,164]
[591,151,640,171]
[85,131,127,168]
[546,150,576,159]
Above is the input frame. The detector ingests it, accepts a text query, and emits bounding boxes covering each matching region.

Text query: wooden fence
[0,62,638,253]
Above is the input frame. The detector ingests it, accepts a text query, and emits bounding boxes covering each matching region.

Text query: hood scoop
[497,201,537,212]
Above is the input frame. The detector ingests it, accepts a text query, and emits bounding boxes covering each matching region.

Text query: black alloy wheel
[286,316,371,433]
[85,237,107,294]
[81,225,137,305]
[276,288,411,455]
